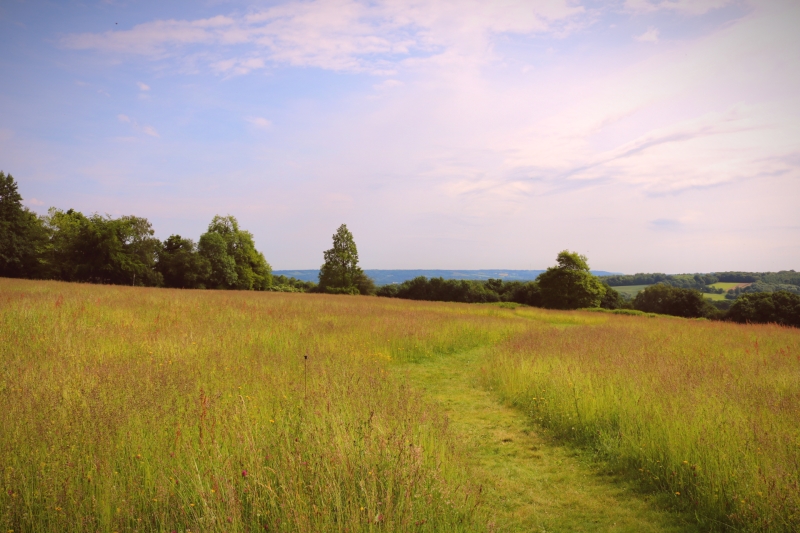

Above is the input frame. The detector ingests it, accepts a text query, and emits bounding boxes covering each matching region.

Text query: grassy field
[480,314,800,531]
[0,279,522,532]
[704,283,753,301]
[709,283,752,291]
[702,292,728,301]
[1,279,799,532]
[609,284,651,298]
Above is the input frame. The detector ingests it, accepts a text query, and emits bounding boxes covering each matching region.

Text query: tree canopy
[0,171,45,278]
[198,215,272,290]
[537,250,607,309]
[318,224,374,294]
[631,284,715,318]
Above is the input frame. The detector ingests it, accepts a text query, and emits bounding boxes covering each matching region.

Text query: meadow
[609,284,651,298]
[1,279,799,532]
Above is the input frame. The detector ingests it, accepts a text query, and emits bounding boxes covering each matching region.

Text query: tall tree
[158,235,211,289]
[0,171,46,278]
[537,250,607,309]
[198,215,272,290]
[318,224,373,294]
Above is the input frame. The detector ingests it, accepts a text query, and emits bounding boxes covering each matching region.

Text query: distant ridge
[274,269,623,285]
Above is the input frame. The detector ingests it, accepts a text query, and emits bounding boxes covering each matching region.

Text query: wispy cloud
[635,27,659,42]
[625,0,733,16]
[117,114,159,137]
[373,79,403,91]
[245,116,272,129]
[137,81,150,91]
[61,0,586,74]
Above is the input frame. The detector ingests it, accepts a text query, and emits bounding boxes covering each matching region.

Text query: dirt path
[396,348,700,533]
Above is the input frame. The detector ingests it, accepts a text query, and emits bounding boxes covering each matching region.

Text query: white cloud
[61,0,585,74]
[635,27,659,42]
[246,116,272,129]
[26,197,44,206]
[137,81,151,91]
[117,114,159,137]
[625,0,733,16]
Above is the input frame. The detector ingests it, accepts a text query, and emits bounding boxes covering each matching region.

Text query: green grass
[397,348,699,532]
[702,292,728,301]
[2,278,799,532]
[0,279,523,532]
[480,312,800,532]
[609,284,651,298]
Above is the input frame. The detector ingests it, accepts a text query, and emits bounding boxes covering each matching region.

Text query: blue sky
[1,0,798,272]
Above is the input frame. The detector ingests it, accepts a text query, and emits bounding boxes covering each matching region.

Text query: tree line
[1,171,274,290]
[2,171,798,327]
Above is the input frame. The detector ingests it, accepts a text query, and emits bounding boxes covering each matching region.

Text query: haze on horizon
[1,0,798,274]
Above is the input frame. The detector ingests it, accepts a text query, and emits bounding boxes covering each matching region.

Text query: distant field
[609,284,651,297]
[705,282,753,300]
[703,292,729,301]
[709,282,752,291]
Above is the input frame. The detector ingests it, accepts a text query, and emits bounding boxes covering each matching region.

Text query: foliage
[0,171,47,278]
[604,272,724,293]
[727,291,800,327]
[599,285,625,309]
[40,208,163,286]
[270,274,317,293]
[715,271,761,283]
[158,235,211,289]
[717,271,800,286]
[198,215,272,290]
[726,280,800,299]
[632,284,716,318]
[318,224,374,294]
[602,272,672,286]
[537,250,607,309]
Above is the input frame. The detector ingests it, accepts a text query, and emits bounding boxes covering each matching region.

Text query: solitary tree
[198,215,272,290]
[318,224,373,294]
[537,250,606,309]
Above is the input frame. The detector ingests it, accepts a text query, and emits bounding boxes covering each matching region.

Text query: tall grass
[479,312,800,532]
[0,279,522,532]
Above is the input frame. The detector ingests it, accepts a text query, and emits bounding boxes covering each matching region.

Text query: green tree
[726,291,800,327]
[318,224,373,294]
[537,250,606,309]
[198,215,272,290]
[158,235,211,289]
[0,171,47,278]
[599,285,625,310]
[632,284,715,318]
[40,210,163,285]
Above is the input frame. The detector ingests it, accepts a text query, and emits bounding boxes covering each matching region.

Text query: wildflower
[242,470,248,478]
[675,492,680,496]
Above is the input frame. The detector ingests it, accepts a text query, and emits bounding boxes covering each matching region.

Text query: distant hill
[273,269,622,285]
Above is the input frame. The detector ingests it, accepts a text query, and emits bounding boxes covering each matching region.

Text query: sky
[1,0,798,273]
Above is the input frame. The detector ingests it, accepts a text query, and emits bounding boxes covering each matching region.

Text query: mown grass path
[396,348,701,533]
